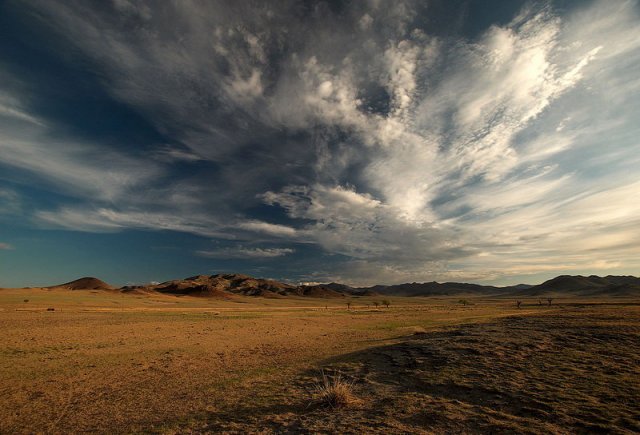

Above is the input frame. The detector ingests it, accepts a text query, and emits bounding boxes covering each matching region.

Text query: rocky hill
[52,277,114,291]
[514,275,640,297]
[40,273,640,298]
[151,274,296,298]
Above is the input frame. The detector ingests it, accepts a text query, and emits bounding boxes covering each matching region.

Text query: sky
[1,0,639,288]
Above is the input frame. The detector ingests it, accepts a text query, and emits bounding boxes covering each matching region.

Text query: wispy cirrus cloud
[0,188,22,216]
[1,0,639,284]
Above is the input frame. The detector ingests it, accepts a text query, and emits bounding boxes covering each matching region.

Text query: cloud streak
[1,0,639,284]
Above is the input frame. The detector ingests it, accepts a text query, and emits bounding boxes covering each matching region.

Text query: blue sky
[1,0,639,287]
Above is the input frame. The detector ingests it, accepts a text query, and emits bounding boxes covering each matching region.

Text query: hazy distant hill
[38,274,640,298]
[149,274,296,298]
[352,276,640,297]
[290,281,503,297]
[141,274,346,298]
[514,275,640,297]
[52,277,114,291]
[355,281,531,297]
[296,284,346,298]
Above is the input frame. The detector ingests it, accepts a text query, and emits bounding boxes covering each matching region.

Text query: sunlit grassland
[1,287,638,433]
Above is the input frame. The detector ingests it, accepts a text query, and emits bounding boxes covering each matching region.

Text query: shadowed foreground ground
[200,306,640,434]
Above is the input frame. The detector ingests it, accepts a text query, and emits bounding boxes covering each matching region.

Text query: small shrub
[47,307,55,312]
[516,300,522,309]
[311,370,359,408]
[23,299,29,303]
[382,299,390,308]
[458,299,469,306]
[373,301,380,308]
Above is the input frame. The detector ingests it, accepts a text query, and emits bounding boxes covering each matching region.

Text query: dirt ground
[1,289,639,434]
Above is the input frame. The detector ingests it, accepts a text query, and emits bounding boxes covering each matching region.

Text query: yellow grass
[311,370,360,408]
[1,287,638,433]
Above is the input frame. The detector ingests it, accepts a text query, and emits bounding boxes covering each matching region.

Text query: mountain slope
[38,273,640,298]
[53,277,114,290]
[514,275,640,297]
[359,281,511,297]
[148,274,297,298]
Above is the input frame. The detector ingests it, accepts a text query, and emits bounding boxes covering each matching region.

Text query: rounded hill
[55,277,114,290]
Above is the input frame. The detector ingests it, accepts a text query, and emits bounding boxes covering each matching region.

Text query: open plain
[1,288,639,434]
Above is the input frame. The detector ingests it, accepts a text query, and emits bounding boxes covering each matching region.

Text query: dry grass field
[1,288,639,434]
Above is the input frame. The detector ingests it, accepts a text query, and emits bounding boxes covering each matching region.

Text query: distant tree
[516,300,522,309]
[346,301,352,310]
[382,299,390,308]
[547,298,553,306]
[538,299,543,306]
[458,299,468,306]
[373,301,380,309]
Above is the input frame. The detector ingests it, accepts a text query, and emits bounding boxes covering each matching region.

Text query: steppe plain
[1,287,639,434]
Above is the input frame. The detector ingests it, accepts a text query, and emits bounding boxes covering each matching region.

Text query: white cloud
[152,146,203,163]
[229,68,264,101]
[34,207,225,237]
[2,0,639,285]
[0,85,162,201]
[0,92,45,127]
[359,14,373,31]
[384,38,420,118]
[263,184,471,265]
[0,188,22,215]
[235,220,298,238]
[258,1,640,283]
[0,137,160,201]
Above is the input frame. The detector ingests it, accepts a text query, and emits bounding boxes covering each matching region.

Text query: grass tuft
[311,370,359,409]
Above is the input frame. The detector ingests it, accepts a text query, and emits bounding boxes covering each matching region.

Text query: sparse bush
[47,307,55,312]
[382,299,390,308]
[23,299,29,303]
[458,299,469,306]
[547,298,553,306]
[311,370,358,408]
[373,301,380,308]
[346,301,352,310]
[516,300,522,309]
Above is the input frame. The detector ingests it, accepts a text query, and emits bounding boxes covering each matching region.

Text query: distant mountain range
[123,274,348,299]
[38,273,640,299]
[509,275,640,297]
